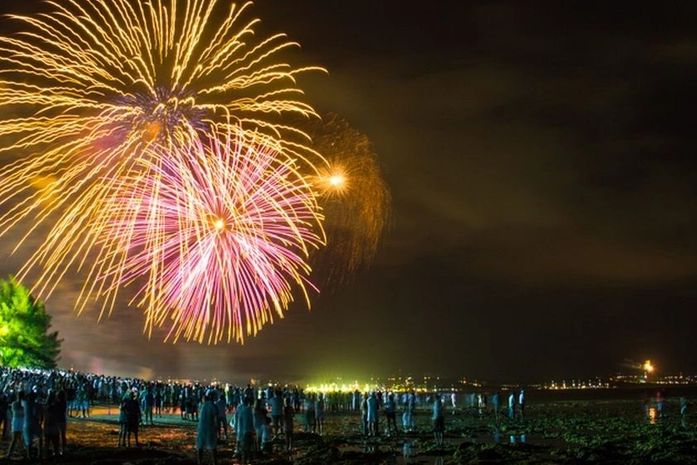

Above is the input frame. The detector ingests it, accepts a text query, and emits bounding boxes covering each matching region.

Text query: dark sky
[1,1,696,384]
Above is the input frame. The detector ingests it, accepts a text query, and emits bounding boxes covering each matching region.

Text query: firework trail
[98,129,324,344]
[0,0,324,316]
[307,114,390,282]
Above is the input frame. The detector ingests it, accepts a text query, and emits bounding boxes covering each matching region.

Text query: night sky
[0,1,696,384]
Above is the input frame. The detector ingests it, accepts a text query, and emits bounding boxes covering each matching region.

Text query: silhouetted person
[44,392,61,457]
[402,391,416,432]
[0,392,8,439]
[270,390,283,437]
[6,391,28,460]
[384,393,398,436]
[304,394,316,433]
[432,393,444,448]
[23,390,43,458]
[196,391,218,465]
[144,387,154,425]
[235,398,254,464]
[124,390,141,447]
[366,392,378,437]
[118,392,129,447]
[215,392,228,440]
[491,391,501,422]
[361,393,369,436]
[56,390,67,452]
[315,394,325,435]
[253,398,267,451]
[656,389,665,419]
[283,397,294,453]
[260,416,273,453]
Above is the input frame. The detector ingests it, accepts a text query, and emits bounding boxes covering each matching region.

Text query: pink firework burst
[100,130,325,344]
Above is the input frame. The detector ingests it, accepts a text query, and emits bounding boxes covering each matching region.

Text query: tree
[0,276,61,368]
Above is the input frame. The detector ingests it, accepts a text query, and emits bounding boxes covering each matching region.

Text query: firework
[0,0,324,311]
[307,114,390,280]
[314,163,350,198]
[98,130,324,344]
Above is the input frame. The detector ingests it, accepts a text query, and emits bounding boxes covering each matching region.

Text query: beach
[3,396,695,465]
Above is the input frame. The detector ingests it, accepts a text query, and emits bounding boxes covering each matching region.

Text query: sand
[1,399,695,464]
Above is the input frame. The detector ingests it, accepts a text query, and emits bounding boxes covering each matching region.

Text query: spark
[213,218,226,232]
[314,164,350,197]
[329,174,346,188]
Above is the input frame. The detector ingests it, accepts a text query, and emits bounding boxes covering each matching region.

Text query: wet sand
[1,399,695,464]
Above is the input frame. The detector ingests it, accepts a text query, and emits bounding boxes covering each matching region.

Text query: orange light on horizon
[643,360,655,374]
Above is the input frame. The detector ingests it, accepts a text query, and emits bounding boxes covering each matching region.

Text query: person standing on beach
[144,387,154,425]
[360,393,369,436]
[283,397,294,453]
[367,392,378,437]
[0,392,8,439]
[6,391,28,460]
[270,390,283,437]
[180,389,187,420]
[260,416,273,454]
[292,389,301,413]
[253,398,268,451]
[244,385,254,404]
[518,389,526,419]
[56,390,67,453]
[384,393,398,436]
[507,391,516,419]
[656,389,666,419]
[432,393,444,448]
[191,388,200,423]
[235,398,255,465]
[118,392,129,447]
[315,393,325,435]
[154,385,163,418]
[24,390,44,459]
[215,391,228,441]
[66,384,75,418]
[402,391,416,432]
[304,394,316,433]
[44,392,61,457]
[352,390,360,412]
[124,389,141,447]
[491,391,500,422]
[76,384,88,419]
[196,391,218,465]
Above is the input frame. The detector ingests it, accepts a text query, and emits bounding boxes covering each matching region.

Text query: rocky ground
[0,399,696,464]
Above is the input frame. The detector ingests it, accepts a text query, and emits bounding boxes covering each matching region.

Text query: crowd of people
[0,366,535,463]
[0,366,692,464]
[0,367,308,463]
